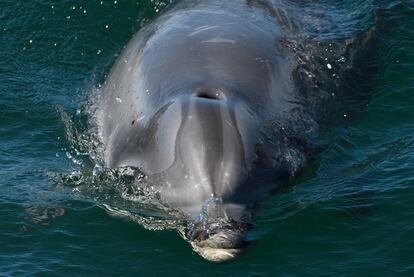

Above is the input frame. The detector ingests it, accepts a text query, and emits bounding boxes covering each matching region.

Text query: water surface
[1,0,414,276]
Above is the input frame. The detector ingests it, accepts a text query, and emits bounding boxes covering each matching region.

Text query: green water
[1,0,414,276]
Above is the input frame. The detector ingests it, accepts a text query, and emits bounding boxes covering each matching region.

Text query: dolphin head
[101,9,313,261]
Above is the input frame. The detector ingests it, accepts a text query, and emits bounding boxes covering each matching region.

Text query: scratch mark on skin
[189,25,220,36]
[201,37,237,44]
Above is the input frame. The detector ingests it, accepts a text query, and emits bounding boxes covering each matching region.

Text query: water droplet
[338,56,346,63]
[327,63,332,69]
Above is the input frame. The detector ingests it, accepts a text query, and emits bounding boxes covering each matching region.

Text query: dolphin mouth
[185,218,251,262]
[189,229,248,262]
[191,242,243,263]
[182,197,252,262]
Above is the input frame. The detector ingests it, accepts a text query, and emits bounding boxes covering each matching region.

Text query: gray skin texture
[97,0,372,261]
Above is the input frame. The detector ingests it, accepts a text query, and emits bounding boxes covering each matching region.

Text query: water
[1,0,413,275]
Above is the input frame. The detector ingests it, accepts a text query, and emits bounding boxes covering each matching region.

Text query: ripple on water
[1,0,414,275]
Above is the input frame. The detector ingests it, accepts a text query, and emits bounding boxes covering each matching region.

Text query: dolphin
[96,0,378,262]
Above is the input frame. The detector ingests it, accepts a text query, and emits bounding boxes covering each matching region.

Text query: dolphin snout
[186,218,250,262]
[185,198,251,262]
[187,218,249,247]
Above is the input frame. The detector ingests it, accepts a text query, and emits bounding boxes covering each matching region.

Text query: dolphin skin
[97,0,378,262]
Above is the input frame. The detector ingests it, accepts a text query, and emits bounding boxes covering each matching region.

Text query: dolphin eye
[194,87,226,100]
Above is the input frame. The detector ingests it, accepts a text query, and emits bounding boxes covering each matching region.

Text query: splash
[55,88,186,233]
